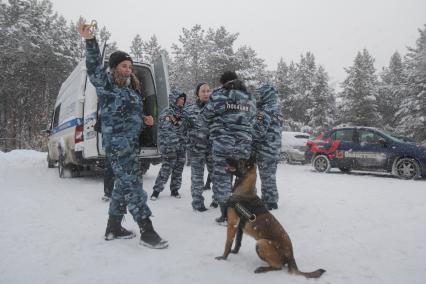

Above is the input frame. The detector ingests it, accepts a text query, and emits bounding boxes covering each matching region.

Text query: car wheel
[339,167,351,173]
[279,152,290,164]
[393,158,421,180]
[313,155,331,173]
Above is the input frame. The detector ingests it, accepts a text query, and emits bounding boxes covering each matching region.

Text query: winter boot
[209,200,218,208]
[170,190,181,199]
[104,215,136,241]
[137,218,169,249]
[193,205,208,212]
[150,191,160,201]
[215,204,227,226]
[101,195,111,202]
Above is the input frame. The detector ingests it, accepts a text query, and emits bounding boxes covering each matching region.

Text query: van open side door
[152,52,170,137]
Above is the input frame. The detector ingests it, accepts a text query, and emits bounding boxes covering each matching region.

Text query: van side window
[53,104,61,128]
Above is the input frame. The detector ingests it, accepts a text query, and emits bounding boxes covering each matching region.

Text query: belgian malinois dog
[216,158,326,277]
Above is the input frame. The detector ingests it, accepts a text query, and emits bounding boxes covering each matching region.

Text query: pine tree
[275,54,336,133]
[295,52,316,125]
[98,26,117,56]
[204,26,239,85]
[309,66,336,133]
[396,25,426,142]
[130,34,143,62]
[0,0,79,151]
[170,25,208,93]
[274,53,319,130]
[235,45,268,87]
[378,51,406,131]
[339,49,381,126]
[142,35,162,64]
[275,59,299,130]
[68,19,85,60]
[169,24,267,95]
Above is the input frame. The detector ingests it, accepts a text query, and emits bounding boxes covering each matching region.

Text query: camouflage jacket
[85,38,144,146]
[253,85,282,160]
[158,91,187,155]
[183,99,210,154]
[201,80,256,158]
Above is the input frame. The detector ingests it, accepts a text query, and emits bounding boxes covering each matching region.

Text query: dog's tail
[288,258,326,278]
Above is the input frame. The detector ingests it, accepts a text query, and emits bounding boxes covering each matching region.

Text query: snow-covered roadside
[0,150,425,284]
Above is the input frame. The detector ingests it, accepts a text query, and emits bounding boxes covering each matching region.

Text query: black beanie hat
[109,51,133,68]
[195,82,208,97]
[219,71,238,85]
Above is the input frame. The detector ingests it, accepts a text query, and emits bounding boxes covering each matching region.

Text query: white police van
[45,45,170,178]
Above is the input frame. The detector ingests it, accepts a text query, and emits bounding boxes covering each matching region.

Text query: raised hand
[77,20,94,40]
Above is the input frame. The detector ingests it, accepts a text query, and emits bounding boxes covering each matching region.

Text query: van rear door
[82,42,108,159]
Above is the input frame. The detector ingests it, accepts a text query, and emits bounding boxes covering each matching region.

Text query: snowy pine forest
[1,0,425,152]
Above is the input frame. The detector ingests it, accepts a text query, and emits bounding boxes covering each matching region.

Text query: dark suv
[306,126,426,179]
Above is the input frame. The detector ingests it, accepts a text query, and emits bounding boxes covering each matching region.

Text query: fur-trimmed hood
[169,90,187,111]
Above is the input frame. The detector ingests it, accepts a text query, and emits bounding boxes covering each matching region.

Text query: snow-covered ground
[0,150,425,284]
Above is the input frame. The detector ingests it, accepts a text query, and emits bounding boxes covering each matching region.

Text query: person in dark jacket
[150,91,187,200]
[201,71,256,224]
[183,83,216,212]
[252,85,282,210]
[78,22,168,249]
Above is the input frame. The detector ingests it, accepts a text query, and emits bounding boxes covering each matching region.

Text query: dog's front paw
[215,256,227,260]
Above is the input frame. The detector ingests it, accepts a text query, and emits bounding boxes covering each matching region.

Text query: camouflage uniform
[183,100,214,210]
[85,38,151,221]
[253,85,282,206]
[152,91,187,195]
[201,81,256,205]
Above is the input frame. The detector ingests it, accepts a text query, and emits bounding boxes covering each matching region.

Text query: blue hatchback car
[306,126,426,179]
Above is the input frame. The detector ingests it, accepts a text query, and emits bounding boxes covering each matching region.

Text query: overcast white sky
[51,0,426,85]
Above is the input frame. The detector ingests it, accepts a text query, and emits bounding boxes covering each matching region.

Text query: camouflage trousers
[153,150,186,193]
[104,160,114,197]
[211,140,252,205]
[190,151,214,209]
[106,136,152,221]
[257,159,279,203]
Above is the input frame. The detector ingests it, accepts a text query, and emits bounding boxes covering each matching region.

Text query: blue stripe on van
[51,118,83,135]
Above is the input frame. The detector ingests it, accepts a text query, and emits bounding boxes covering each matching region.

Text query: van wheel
[393,158,421,179]
[313,155,331,173]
